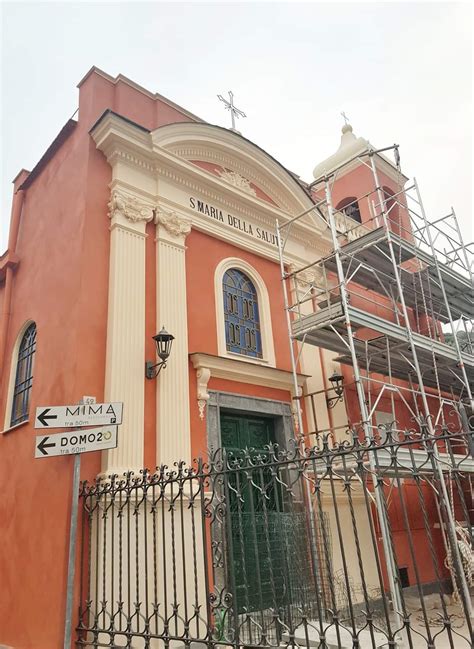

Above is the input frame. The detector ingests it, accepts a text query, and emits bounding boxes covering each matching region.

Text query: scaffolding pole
[276,139,473,642]
[413,178,473,411]
[323,177,405,629]
[368,156,473,623]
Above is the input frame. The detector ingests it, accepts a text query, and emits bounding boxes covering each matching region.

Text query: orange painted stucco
[0,67,461,648]
[185,228,291,371]
[0,68,305,647]
[0,94,112,647]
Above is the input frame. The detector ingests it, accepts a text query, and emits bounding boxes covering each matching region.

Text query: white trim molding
[214,257,276,368]
[2,319,35,433]
[190,352,308,420]
[90,112,333,265]
[190,352,307,390]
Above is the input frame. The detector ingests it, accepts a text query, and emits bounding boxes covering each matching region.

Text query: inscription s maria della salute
[189,197,278,246]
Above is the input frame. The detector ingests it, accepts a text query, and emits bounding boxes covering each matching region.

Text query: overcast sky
[1,1,472,250]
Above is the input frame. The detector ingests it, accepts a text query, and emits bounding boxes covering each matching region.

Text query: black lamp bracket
[326,392,344,409]
[145,360,167,380]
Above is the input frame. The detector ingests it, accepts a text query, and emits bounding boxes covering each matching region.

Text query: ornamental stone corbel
[196,367,211,420]
[155,208,192,241]
[108,190,154,224]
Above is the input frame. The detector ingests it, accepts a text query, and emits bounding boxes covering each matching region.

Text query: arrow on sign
[37,408,58,427]
[37,436,56,456]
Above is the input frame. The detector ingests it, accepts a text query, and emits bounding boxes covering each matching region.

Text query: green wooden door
[220,413,286,613]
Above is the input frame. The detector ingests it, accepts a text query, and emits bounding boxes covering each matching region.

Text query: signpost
[34,401,123,429]
[35,425,118,458]
[33,398,123,649]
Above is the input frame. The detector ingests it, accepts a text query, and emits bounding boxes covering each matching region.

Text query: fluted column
[102,190,154,475]
[155,208,192,467]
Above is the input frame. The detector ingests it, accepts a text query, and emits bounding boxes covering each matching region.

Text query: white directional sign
[34,402,123,429]
[35,425,118,458]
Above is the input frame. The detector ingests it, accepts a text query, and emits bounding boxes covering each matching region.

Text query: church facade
[0,67,465,649]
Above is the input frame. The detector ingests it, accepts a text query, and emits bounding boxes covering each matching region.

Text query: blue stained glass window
[223,269,262,358]
[10,323,36,427]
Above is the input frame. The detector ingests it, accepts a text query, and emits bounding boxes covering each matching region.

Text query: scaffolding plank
[291,303,345,337]
[322,226,473,319]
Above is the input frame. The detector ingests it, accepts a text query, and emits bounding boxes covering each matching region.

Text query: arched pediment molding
[91,111,331,257]
[151,123,313,216]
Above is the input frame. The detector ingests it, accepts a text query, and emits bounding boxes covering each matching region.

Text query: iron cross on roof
[341,111,350,125]
[217,91,246,131]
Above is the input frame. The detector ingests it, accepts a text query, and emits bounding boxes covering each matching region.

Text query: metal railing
[77,425,473,649]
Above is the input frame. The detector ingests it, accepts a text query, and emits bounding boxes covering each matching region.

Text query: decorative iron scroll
[77,423,473,648]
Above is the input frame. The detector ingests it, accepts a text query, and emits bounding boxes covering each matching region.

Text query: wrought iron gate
[76,424,473,648]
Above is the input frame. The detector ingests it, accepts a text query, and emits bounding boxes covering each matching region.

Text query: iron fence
[76,424,473,648]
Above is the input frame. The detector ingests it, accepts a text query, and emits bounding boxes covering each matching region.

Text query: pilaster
[155,208,192,467]
[102,189,153,475]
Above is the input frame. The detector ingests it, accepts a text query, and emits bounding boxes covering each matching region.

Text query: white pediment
[151,123,314,216]
[91,112,332,264]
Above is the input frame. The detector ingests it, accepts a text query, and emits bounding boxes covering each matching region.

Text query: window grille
[10,323,36,426]
[223,269,262,358]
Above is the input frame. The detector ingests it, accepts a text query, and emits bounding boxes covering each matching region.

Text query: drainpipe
[0,179,26,397]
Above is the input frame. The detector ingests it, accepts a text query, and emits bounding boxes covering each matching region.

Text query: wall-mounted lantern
[145,327,174,379]
[326,369,344,409]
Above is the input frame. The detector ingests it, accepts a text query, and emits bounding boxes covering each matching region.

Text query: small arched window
[336,197,361,223]
[10,322,37,426]
[223,269,262,358]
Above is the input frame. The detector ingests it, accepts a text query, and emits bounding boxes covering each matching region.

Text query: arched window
[223,269,262,358]
[10,322,36,426]
[336,196,362,223]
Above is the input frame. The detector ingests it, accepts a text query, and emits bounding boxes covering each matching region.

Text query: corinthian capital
[156,208,192,239]
[108,190,154,223]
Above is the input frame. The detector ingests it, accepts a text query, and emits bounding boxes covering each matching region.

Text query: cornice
[108,147,157,174]
[154,158,328,252]
[0,250,20,281]
[91,112,151,154]
[92,112,333,256]
[312,149,408,190]
[157,195,325,268]
[190,352,308,392]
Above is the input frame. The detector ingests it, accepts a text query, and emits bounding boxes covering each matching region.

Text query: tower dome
[312,122,370,180]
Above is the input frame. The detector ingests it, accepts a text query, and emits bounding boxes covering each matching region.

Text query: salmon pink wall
[0,69,203,647]
[311,160,408,235]
[186,229,291,371]
[78,70,198,133]
[0,83,113,649]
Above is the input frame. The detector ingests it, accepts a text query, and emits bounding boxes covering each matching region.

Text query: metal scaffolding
[276,143,474,630]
